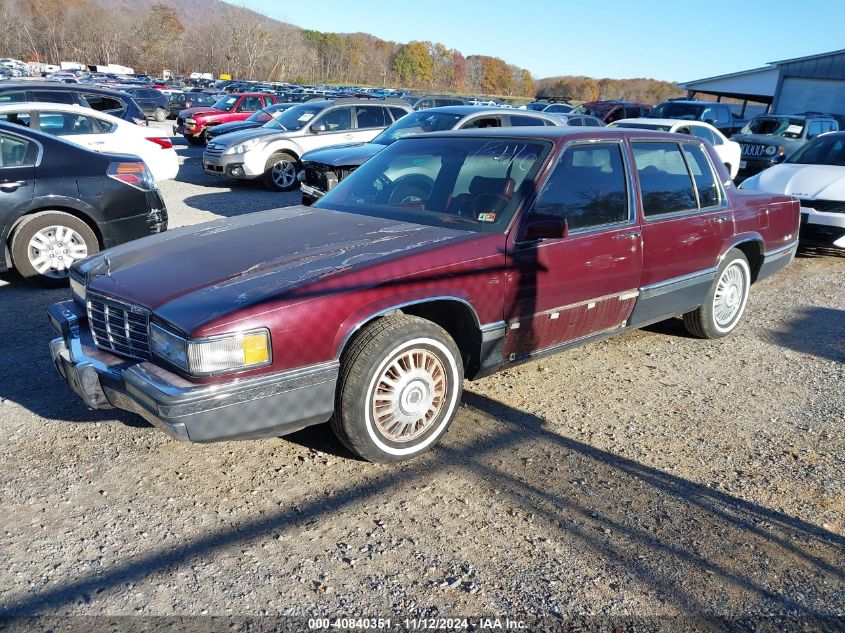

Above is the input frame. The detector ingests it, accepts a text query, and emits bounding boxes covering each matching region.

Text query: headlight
[150,324,188,370]
[764,145,777,156]
[69,271,85,305]
[225,138,260,155]
[151,324,271,375]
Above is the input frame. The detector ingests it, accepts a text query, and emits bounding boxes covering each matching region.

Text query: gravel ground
[0,125,843,628]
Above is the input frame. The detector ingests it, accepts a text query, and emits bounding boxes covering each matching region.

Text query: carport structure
[681,48,845,120]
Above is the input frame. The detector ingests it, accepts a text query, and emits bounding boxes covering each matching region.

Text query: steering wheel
[470,193,510,220]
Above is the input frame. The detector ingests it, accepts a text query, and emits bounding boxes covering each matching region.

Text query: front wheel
[683,249,751,339]
[263,152,300,191]
[331,315,464,463]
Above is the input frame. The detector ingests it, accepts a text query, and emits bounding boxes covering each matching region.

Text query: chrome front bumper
[48,301,338,443]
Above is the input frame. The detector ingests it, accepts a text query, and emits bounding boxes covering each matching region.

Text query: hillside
[90,0,297,29]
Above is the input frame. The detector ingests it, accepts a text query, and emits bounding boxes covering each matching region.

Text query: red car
[49,128,798,463]
[174,92,278,145]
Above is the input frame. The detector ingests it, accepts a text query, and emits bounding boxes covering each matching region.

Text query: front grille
[87,294,151,361]
[741,143,766,157]
[203,144,225,159]
[798,198,845,214]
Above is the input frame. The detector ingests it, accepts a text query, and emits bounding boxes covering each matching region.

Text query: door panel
[505,227,642,359]
[0,165,35,233]
[503,141,642,360]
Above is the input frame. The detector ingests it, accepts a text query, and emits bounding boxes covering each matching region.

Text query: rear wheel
[683,249,751,339]
[331,315,464,463]
[10,211,99,288]
[153,107,167,122]
[263,152,299,191]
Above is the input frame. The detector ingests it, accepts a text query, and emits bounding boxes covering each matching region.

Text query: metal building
[680,49,845,118]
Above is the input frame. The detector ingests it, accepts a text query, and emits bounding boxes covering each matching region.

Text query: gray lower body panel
[627,269,716,328]
[48,301,338,443]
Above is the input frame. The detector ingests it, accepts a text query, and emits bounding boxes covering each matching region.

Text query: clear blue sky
[226,0,845,82]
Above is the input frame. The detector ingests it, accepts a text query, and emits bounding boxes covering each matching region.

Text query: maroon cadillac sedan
[48,128,799,462]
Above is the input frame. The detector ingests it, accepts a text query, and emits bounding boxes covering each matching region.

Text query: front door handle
[0,180,26,193]
[344,134,353,140]
[712,215,732,224]
[613,231,641,240]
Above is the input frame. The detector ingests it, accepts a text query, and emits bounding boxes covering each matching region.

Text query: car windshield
[315,136,552,234]
[610,122,671,131]
[740,116,806,139]
[647,103,704,120]
[213,96,238,110]
[264,103,326,131]
[787,135,845,166]
[372,111,464,145]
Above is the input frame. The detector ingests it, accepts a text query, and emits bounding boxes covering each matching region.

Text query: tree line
[0,0,681,102]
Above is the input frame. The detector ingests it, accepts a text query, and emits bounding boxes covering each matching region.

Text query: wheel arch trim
[333,295,483,362]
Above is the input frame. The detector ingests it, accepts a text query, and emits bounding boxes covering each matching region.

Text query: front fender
[330,291,481,360]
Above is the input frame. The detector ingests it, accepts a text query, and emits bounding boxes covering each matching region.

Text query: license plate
[740,160,747,169]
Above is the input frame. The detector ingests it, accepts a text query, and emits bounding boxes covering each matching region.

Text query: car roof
[0,101,126,124]
[411,126,676,142]
[751,112,832,120]
[0,81,127,96]
[416,105,547,116]
[659,100,711,106]
[615,117,716,128]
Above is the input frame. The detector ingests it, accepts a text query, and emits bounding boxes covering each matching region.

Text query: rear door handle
[613,231,641,240]
[712,215,732,224]
[0,180,26,192]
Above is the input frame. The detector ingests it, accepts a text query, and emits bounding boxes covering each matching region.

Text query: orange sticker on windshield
[477,212,497,223]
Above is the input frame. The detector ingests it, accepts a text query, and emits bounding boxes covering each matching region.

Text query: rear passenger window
[389,107,408,121]
[508,115,546,127]
[690,125,719,145]
[462,117,501,129]
[355,106,388,128]
[33,91,74,105]
[632,142,698,217]
[0,131,37,167]
[682,144,720,208]
[0,91,27,104]
[1,112,31,127]
[530,143,629,231]
[81,94,125,114]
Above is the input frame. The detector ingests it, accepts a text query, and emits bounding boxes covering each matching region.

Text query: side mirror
[703,118,715,125]
[522,216,568,242]
[310,124,324,134]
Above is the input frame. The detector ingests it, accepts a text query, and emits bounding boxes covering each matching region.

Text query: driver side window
[238,97,261,112]
[529,143,629,232]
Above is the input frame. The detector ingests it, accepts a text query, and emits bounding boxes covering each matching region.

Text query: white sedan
[739,131,845,250]
[0,102,178,182]
[610,118,742,179]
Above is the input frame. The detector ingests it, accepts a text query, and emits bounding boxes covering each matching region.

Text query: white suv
[202,99,412,191]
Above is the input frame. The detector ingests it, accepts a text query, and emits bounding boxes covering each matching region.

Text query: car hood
[80,206,470,334]
[742,163,845,199]
[301,142,384,167]
[180,106,225,118]
[207,120,259,136]
[209,126,281,147]
[732,133,803,149]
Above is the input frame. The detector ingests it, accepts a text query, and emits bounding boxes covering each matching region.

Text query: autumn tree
[132,3,185,75]
[393,41,433,87]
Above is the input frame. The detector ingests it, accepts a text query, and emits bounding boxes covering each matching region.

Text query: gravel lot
[0,125,843,628]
